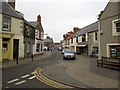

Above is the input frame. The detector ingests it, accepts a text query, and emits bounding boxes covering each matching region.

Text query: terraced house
[24,20,35,58]
[29,15,44,55]
[98,1,120,59]
[0,1,24,61]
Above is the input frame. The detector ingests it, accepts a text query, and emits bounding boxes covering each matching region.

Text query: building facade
[98,1,120,59]
[1,1,24,60]
[87,22,99,56]
[29,15,44,55]
[24,20,35,58]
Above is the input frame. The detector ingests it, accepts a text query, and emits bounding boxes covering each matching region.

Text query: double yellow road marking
[34,67,67,88]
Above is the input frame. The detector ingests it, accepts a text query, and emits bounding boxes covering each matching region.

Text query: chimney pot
[37,15,41,22]
[8,0,16,9]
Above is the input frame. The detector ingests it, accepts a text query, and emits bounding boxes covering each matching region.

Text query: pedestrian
[91,49,95,58]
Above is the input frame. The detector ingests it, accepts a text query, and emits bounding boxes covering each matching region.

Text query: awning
[77,44,87,47]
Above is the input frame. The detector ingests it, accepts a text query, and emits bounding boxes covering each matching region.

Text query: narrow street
[2,48,119,89]
[2,49,62,89]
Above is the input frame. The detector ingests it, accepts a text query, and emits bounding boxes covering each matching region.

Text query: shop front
[109,45,120,58]
[2,33,13,60]
[77,42,88,55]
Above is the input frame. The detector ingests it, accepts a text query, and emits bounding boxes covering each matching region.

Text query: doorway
[13,39,19,59]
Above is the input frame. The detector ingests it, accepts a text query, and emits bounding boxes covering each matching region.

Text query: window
[36,44,40,52]
[95,32,97,41]
[115,21,120,33]
[25,26,30,36]
[112,19,120,36]
[35,30,39,39]
[3,16,10,30]
[76,37,78,43]
[3,43,8,51]
[110,45,120,58]
[68,40,69,45]
[82,35,85,42]
[93,47,98,54]
[27,42,30,53]
[71,38,73,44]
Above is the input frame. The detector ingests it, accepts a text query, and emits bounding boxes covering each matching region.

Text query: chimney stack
[73,27,79,33]
[8,0,16,9]
[37,14,41,22]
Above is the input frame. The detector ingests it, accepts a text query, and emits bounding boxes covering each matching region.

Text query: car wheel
[63,57,66,60]
[73,57,75,60]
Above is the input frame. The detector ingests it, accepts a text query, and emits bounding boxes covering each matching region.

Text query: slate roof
[29,21,44,32]
[29,21,38,28]
[72,21,98,38]
[0,1,22,19]
[24,20,35,28]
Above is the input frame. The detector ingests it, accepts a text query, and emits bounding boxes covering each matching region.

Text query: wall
[0,14,2,61]
[99,2,119,59]
[11,17,24,59]
[88,31,99,56]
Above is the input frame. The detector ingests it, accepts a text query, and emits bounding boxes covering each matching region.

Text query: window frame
[2,15,11,31]
[115,21,120,33]
[112,19,120,36]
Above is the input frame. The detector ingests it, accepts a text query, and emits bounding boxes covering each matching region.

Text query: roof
[72,21,98,38]
[65,33,74,40]
[24,20,35,28]
[29,21,38,28]
[0,2,22,19]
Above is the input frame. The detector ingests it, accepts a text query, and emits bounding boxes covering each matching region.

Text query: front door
[13,39,19,59]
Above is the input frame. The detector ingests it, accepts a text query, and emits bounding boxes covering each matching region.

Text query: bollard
[32,54,33,61]
[16,56,18,64]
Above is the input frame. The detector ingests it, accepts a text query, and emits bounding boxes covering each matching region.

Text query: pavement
[43,54,120,88]
[1,51,52,69]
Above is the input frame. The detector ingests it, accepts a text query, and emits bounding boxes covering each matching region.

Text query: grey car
[63,49,75,60]
[62,49,69,54]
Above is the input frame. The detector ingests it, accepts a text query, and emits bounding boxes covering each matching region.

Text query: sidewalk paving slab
[43,55,120,88]
[1,51,52,69]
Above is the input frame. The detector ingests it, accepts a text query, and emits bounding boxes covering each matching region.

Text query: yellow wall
[2,33,13,60]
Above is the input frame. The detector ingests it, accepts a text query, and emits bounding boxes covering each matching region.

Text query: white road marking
[14,80,26,85]
[7,79,19,84]
[21,74,30,78]
[31,72,34,74]
[28,76,36,80]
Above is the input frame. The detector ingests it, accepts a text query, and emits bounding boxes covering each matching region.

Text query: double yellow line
[34,67,66,88]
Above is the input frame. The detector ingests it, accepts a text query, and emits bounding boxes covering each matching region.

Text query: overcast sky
[16,0,109,42]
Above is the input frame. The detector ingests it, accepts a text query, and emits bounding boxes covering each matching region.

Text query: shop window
[3,16,11,31]
[3,43,8,51]
[93,47,98,54]
[110,45,120,58]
